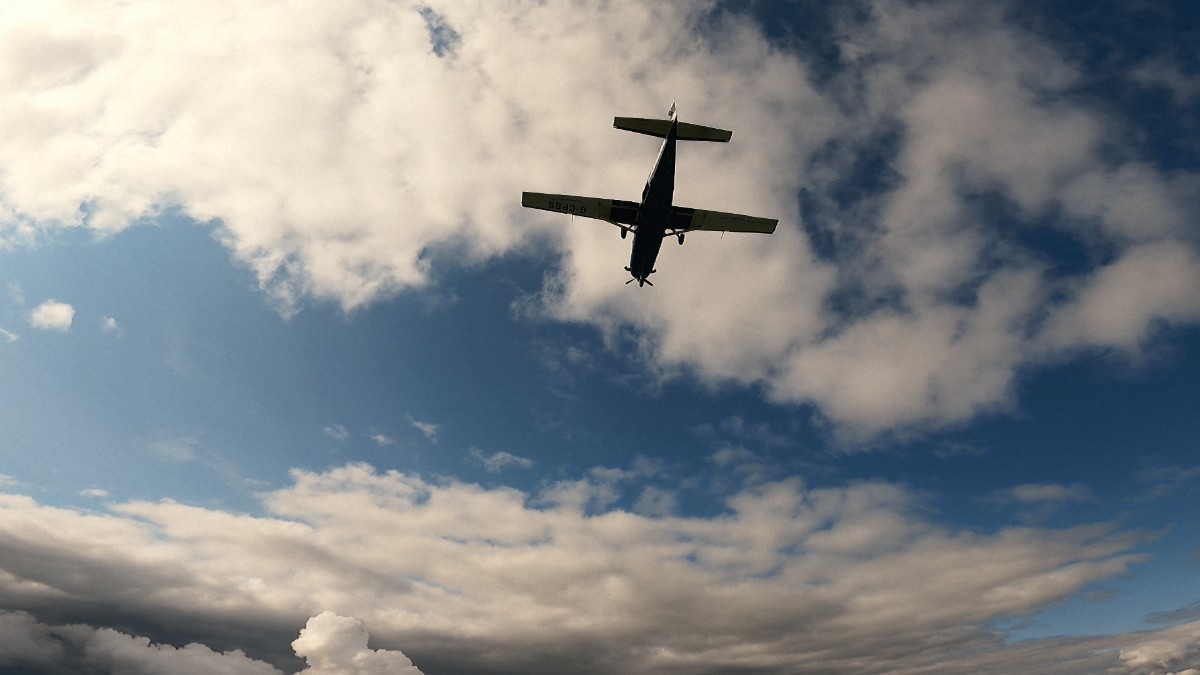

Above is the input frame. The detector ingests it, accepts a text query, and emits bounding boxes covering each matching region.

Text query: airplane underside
[520,104,778,286]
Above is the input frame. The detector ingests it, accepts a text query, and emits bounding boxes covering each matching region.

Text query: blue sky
[2,1,1200,673]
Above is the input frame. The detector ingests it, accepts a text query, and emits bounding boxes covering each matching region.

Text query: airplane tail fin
[613,112,732,143]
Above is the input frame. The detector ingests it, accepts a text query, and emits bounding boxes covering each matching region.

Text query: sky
[1,0,1199,673]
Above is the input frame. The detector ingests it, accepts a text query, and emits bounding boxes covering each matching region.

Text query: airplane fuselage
[626,118,678,286]
[521,108,776,286]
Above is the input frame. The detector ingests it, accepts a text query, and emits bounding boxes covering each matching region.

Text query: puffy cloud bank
[1,463,1198,674]
[1,2,1198,438]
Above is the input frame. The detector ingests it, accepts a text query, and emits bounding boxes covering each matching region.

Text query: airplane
[522,103,778,287]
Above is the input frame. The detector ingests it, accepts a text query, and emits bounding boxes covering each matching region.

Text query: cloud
[997,483,1093,505]
[369,433,395,447]
[407,418,439,443]
[323,425,350,442]
[100,315,122,335]
[78,488,109,499]
[293,611,423,674]
[469,447,533,473]
[27,301,74,331]
[990,483,1094,521]
[0,327,16,343]
[1117,620,1200,675]
[148,433,201,462]
[0,610,283,675]
[0,463,1169,674]
[1139,464,1200,499]
[1,0,1198,440]
[1148,600,1200,626]
[0,609,424,675]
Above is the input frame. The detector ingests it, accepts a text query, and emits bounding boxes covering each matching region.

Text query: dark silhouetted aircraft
[522,104,778,286]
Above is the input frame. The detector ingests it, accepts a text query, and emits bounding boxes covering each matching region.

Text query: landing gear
[677,233,685,245]
[621,226,628,240]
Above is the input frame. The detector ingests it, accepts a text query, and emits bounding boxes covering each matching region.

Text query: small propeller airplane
[522,103,778,286]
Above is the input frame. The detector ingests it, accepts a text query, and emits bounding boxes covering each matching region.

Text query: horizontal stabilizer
[521,192,639,225]
[613,117,732,142]
[670,206,778,234]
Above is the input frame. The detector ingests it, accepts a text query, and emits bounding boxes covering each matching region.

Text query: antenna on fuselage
[668,101,677,120]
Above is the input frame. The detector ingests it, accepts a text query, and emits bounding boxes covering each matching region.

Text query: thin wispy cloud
[147,434,201,463]
[370,433,396,446]
[322,425,350,442]
[100,316,122,335]
[469,447,533,473]
[408,418,440,443]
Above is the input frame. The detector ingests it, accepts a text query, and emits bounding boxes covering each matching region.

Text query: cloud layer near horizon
[2,0,1199,438]
[0,609,423,675]
[2,463,1198,674]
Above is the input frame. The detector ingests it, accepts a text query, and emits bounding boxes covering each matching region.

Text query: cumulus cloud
[0,463,1173,674]
[294,612,423,674]
[1117,620,1200,675]
[27,300,74,331]
[1,0,1198,441]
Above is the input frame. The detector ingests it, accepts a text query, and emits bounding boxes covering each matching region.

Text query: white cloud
[323,425,350,442]
[78,488,110,499]
[101,315,122,335]
[0,327,16,343]
[293,611,423,675]
[1118,620,1200,675]
[0,463,1168,673]
[369,433,395,447]
[469,447,533,473]
[0,0,1197,438]
[408,418,439,443]
[28,300,74,331]
[1043,243,1200,352]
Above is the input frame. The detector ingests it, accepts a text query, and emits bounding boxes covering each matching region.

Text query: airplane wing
[669,206,778,234]
[522,192,639,225]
